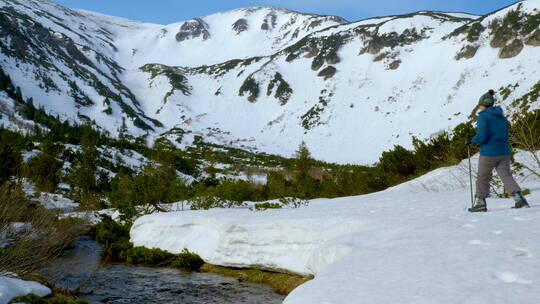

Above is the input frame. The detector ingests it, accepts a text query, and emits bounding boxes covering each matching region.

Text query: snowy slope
[1,0,539,164]
[0,0,161,135]
[131,151,540,303]
[127,1,540,163]
[182,5,540,163]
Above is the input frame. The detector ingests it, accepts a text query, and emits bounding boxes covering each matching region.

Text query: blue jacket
[471,106,511,157]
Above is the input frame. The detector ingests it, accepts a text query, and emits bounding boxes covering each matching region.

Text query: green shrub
[278,197,309,209]
[467,23,485,42]
[8,294,88,304]
[522,13,540,34]
[89,215,130,256]
[170,249,205,271]
[118,246,203,270]
[214,178,251,203]
[379,145,416,176]
[265,172,290,198]
[91,215,204,271]
[108,164,185,220]
[188,196,235,210]
[252,202,282,211]
[120,246,175,266]
[9,294,43,304]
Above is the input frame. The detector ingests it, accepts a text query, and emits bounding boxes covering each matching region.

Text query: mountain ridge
[0,0,538,164]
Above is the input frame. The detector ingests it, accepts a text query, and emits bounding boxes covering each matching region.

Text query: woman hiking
[468,89,530,212]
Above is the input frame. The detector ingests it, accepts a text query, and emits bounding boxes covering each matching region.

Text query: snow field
[131,151,540,303]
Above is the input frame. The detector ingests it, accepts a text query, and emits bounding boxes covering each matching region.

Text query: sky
[53,0,520,24]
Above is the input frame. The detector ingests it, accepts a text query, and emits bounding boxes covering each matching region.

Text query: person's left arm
[471,114,488,145]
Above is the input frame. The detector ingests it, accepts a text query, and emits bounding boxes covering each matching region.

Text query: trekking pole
[467,145,474,209]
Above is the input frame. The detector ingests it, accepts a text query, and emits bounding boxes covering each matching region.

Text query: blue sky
[53,0,519,24]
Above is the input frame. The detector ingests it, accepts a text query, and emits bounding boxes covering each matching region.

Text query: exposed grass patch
[200,264,313,295]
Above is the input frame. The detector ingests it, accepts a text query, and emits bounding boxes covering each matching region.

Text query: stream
[40,237,285,304]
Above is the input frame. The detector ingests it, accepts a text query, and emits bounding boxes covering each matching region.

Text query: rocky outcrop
[455,45,480,60]
[387,60,401,70]
[525,29,540,46]
[499,39,524,59]
[360,28,425,55]
[176,18,210,41]
[261,13,277,30]
[317,66,337,79]
[232,18,248,34]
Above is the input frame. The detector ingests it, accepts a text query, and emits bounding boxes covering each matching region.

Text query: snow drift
[0,276,50,304]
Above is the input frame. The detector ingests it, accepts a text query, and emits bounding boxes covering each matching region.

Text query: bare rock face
[308,20,323,29]
[176,18,210,41]
[499,39,524,59]
[525,29,540,46]
[232,18,248,34]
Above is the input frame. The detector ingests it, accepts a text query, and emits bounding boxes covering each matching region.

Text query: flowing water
[41,237,285,304]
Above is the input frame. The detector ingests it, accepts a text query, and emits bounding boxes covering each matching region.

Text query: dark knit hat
[479,91,495,107]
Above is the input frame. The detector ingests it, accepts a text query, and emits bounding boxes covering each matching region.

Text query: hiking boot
[469,198,487,213]
[513,192,530,209]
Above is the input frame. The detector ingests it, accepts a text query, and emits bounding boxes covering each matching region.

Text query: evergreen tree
[67,128,100,208]
[0,67,15,97]
[292,141,319,198]
[294,141,313,175]
[14,87,23,103]
[0,129,24,184]
[24,98,36,120]
[27,140,63,192]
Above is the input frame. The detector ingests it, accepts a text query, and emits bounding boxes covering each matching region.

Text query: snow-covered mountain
[1,0,539,164]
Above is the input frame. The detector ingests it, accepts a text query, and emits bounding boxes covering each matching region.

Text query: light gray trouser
[476,155,521,199]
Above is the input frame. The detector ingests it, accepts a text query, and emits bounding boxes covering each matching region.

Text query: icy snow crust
[132,151,540,303]
[0,276,50,304]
